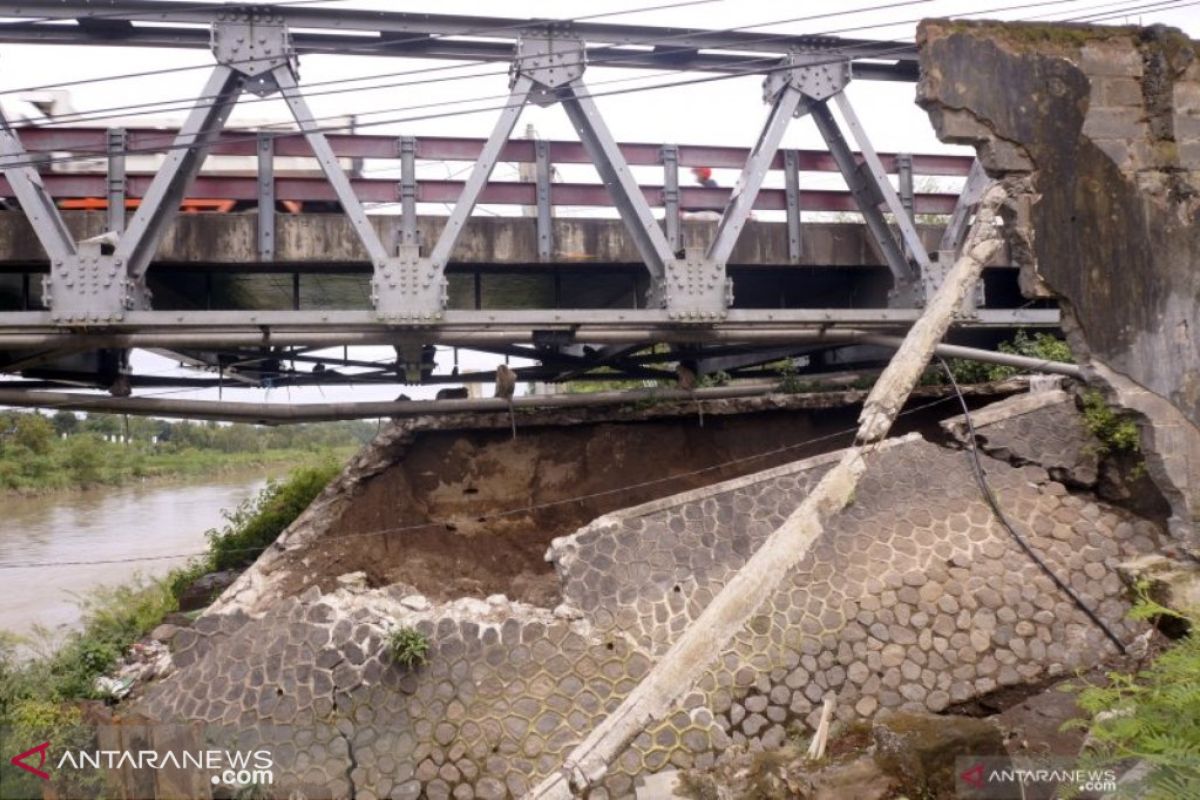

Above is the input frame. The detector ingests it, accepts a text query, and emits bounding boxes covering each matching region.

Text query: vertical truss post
[535,137,553,261]
[783,148,802,264]
[897,152,914,261]
[398,135,418,248]
[897,152,914,223]
[936,158,991,317]
[661,144,681,253]
[257,132,275,262]
[106,128,127,235]
[940,158,989,254]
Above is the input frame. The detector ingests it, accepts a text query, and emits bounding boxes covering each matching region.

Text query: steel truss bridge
[0,1,1059,418]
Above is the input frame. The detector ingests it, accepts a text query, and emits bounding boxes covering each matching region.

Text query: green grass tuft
[387,626,430,670]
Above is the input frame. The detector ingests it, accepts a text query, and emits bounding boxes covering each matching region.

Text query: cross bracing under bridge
[0,2,1060,418]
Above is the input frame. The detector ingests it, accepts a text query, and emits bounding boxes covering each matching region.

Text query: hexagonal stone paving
[133,398,1160,798]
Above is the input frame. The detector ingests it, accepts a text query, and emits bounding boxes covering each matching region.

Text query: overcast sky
[2,0,1198,409]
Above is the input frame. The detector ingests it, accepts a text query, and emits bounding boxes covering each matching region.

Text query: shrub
[387,626,430,669]
[937,330,1075,384]
[63,433,105,485]
[1081,390,1141,455]
[207,460,340,571]
[1064,596,1200,799]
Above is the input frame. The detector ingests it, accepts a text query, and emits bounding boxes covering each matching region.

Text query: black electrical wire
[0,0,1169,175]
[0,0,737,100]
[20,0,930,130]
[938,357,1129,654]
[0,392,965,570]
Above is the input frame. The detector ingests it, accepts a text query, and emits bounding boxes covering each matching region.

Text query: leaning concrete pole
[527,183,1010,798]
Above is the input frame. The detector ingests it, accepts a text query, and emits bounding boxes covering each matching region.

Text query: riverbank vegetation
[0,410,375,493]
[0,462,339,796]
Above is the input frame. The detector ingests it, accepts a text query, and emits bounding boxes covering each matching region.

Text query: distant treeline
[0,410,376,492]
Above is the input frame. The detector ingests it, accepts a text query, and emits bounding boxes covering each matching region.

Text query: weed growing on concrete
[1081,391,1141,455]
[776,361,805,394]
[388,626,430,669]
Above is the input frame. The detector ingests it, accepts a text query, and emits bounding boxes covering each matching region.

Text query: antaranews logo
[9,742,51,781]
[5,737,274,796]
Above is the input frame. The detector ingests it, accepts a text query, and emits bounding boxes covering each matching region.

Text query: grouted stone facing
[134,395,1162,798]
[941,388,1100,486]
[549,430,1157,761]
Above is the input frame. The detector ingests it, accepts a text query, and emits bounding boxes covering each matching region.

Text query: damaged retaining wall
[917,19,1200,549]
[133,391,1161,798]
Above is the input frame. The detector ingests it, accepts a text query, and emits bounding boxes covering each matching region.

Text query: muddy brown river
[0,471,279,641]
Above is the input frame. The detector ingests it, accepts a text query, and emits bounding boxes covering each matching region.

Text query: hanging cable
[0,0,1171,175]
[938,358,1128,654]
[0,392,965,570]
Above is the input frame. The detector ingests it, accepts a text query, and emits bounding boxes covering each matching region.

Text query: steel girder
[0,2,918,79]
[0,7,1053,398]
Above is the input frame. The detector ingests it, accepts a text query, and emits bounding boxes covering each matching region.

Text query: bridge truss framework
[0,2,1058,416]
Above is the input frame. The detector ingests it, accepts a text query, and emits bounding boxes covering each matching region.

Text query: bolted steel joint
[657,247,731,322]
[371,245,448,324]
[212,9,297,94]
[511,28,586,107]
[44,250,150,326]
[762,51,851,112]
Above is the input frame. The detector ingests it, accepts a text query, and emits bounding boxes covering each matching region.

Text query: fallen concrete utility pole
[527,182,1010,798]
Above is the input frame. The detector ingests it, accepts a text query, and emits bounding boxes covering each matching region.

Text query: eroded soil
[273,396,982,607]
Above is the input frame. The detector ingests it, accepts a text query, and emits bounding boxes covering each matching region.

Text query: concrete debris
[336,571,369,591]
[872,710,1006,798]
[1117,553,1200,614]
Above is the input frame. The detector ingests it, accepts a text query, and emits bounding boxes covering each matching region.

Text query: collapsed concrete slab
[917,19,1200,549]
[132,393,1161,798]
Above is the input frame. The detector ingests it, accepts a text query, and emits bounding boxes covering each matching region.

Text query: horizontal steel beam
[0,4,917,76]
[0,307,1061,329]
[10,128,974,175]
[0,309,1060,351]
[0,174,961,213]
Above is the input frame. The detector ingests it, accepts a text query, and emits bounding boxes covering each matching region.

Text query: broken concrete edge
[941,387,1074,440]
[1116,552,1200,616]
[917,19,1200,555]
[545,436,919,585]
[207,384,1024,618]
[1090,361,1200,549]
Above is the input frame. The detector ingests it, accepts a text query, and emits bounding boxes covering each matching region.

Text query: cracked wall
[917,19,1200,549]
[131,392,1161,798]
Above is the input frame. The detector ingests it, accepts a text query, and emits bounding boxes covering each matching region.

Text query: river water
[0,472,277,642]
